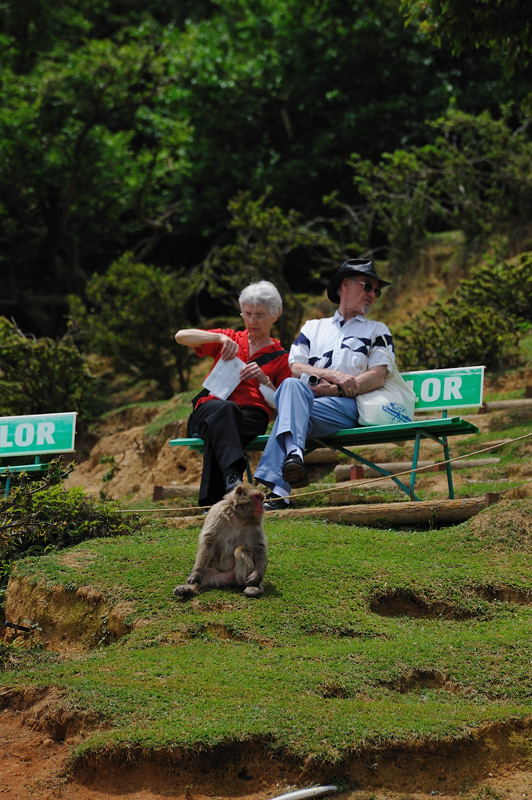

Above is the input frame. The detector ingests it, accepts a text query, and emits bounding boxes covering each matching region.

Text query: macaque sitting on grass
[173,484,267,599]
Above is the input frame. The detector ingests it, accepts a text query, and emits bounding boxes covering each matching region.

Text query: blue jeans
[253,377,358,492]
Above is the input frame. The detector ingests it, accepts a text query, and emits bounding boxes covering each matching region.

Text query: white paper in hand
[259,383,276,408]
[202,357,245,400]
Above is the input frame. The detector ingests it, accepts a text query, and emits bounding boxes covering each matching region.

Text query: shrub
[0,317,101,421]
[396,253,531,370]
[0,462,144,595]
[68,253,193,396]
[350,108,532,268]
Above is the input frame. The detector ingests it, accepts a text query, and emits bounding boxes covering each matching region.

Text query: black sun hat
[327,259,391,303]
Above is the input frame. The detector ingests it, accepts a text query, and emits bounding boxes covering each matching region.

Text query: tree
[395,253,532,370]
[69,254,193,396]
[400,0,532,74]
[193,192,344,345]
[0,31,191,336]
[165,0,526,227]
[1,0,529,340]
[348,108,532,268]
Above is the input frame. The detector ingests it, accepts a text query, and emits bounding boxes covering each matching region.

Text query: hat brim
[327,273,390,303]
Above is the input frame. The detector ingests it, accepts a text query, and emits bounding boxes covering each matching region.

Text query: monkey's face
[231,485,265,520]
[251,489,265,518]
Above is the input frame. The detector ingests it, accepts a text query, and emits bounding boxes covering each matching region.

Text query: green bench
[170,366,485,501]
[0,412,77,496]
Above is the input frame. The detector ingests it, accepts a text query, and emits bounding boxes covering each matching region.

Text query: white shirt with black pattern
[289,310,395,375]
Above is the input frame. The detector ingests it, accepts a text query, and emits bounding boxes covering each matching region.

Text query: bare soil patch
[0,695,530,800]
[369,589,473,620]
[4,576,137,652]
[64,418,203,502]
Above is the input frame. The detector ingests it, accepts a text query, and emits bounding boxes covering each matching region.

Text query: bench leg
[409,432,422,500]
[313,438,420,501]
[244,456,253,483]
[442,437,455,499]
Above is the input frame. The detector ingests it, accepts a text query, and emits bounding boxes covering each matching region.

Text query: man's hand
[324,370,359,396]
[311,379,336,397]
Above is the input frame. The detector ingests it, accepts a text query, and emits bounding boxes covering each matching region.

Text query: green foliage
[196,192,343,344]
[350,108,532,267]
[396,253,532,370]
[0,460,143,591]
[2,0,528,338]
[0,29,191,336]
[458,253,532,324]
[69,253,193,395]
[0,316,100,419]
[400,0,531,74]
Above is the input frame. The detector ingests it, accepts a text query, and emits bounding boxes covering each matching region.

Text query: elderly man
[254,258,394,510]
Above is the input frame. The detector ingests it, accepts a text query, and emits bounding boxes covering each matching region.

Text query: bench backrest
[0,412,77,459]
[400,366,485,413]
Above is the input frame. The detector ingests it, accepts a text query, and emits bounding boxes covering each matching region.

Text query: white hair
[239,281,282,317]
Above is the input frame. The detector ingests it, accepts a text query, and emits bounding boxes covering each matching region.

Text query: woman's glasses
[240,311,268,321]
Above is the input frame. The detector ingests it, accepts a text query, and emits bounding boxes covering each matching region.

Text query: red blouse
[194,328,291,419]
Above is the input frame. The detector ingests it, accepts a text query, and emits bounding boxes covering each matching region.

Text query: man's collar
[333,309,366,326]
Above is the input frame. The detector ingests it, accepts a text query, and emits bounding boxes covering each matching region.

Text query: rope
[120,430,531,514]
[290,430,531,501]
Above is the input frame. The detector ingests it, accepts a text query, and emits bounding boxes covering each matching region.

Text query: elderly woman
[175,281,291,508]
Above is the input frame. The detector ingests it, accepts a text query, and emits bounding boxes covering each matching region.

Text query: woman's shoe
[223,472,243,493]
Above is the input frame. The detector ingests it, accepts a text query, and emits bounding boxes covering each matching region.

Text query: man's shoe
[224,472,243,493]
[263,492,292,511]
[282,451,309,488]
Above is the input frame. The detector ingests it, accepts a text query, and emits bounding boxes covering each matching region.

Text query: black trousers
[188,400,269,507]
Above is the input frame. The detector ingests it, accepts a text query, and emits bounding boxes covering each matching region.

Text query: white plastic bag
[356,363,416,426]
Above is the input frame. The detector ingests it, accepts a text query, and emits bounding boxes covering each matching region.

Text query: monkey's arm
[245,544,267,586]
[186,539,217,583]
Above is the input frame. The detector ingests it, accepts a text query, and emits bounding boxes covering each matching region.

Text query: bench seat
[170,415,480,501]
[169,367,485,502]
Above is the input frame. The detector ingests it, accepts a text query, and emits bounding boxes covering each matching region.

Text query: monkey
[173,484,267,599]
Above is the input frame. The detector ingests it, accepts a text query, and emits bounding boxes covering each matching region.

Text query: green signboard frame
[0,412,77,458]
[401,365,485,412]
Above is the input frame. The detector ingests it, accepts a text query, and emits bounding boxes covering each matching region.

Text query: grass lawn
[3,498,530,767]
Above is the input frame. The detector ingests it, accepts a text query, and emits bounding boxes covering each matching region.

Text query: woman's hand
[239,362,271,385]
[219,334,239,360]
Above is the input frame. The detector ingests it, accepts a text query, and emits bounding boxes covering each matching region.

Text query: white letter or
[14,423,35,447]
[0,425,14,448]
[37,422,55,445]
[443,376,462,400]
[420,378,441,403]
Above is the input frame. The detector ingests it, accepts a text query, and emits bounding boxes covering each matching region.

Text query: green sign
[401,366,485,411]
[0,412,77,457]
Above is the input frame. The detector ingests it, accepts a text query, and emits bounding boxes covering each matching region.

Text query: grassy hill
[2,491,530,797]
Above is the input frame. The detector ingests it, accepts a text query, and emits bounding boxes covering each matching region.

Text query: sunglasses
[351,280,382,298]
